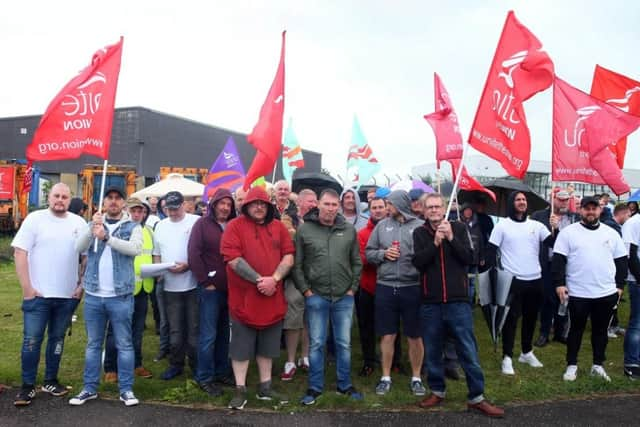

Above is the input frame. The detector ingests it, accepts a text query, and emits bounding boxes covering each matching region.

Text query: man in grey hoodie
[341,189,368,231]
[365,190,426,397]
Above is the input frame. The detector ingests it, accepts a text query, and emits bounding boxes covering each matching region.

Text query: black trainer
[42,380,69,397]
[14,385,36,406]
[624,365,640,380]
[199,381,223,397]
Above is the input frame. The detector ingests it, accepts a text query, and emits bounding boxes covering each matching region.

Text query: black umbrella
[292,171,343,196]
[458,177,548,217]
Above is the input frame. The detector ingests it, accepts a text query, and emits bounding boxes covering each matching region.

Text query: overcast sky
[2,0,639,181]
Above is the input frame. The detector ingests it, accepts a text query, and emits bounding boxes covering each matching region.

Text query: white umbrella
[131,173,205,198]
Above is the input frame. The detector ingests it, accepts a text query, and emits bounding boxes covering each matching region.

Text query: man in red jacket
[221,187,295,410]
[412,193,503,418]
[188,188,236,397]
[356,197,387,377]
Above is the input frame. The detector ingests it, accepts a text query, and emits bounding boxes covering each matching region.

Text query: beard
[582,215,599,226]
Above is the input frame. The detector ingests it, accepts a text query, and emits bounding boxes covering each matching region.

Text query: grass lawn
[0,235,639,411]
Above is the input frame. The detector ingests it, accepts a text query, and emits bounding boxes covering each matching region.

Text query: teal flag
[346,115,380,188]
[282,118,305,184]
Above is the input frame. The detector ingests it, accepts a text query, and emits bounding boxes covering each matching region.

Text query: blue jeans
[306,294,354,392]
[624,281,640,366]
[21,297,79,385]
[195,287,230,383]
[104,290,149,371]
[421,303,485,403]
[82,294,134,394]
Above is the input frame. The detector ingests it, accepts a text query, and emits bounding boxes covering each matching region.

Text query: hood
[208,188,237,222]
[386,190,418,222]
[507,190,526,222]
[241,187,275,224]
[340,188,363,222]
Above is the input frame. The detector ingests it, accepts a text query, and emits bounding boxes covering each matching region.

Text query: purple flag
[203,137,246,202]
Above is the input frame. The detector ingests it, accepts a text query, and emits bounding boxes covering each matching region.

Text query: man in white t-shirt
[11,183,86,407]
[69,186,143,407]
[153,191,200,380]
[553,196,628,382]
[488,191,552,376]
[622,203,640,380]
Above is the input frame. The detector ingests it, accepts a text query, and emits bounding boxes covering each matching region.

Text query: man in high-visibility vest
[103,197,155,381]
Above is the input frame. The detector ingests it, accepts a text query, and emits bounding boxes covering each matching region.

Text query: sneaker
[624,365,640,380]
[104,371,118,383]
[297,357,310,371]
[119,391,139,407]
[375,379,392,395]
[358,365,374,377]
[41,380,69,397]
[563,365,578,381]
[228,386,248,410]
[160,366,183,380]
[214,373,236,387]
[135,367,153,379]
[410,380,426,396]
[69,390,98,406]
[337,386,363,401]
[280,362,296,381]
[199,381,223,397]
[518,351,544,368]
[608,328,618,339]
[501,356,515,375]
[14,385,36,407]
[301,388,322,406]
[613,326,626,336]
[590,365,611,382]
[256,387,288,404]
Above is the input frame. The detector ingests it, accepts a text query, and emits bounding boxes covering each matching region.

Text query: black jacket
[412,221,474,304]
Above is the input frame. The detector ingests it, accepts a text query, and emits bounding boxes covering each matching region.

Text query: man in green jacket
[293,189,363,406]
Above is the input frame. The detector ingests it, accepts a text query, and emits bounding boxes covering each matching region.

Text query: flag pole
[445,142,469,215]
[94,159,109,252]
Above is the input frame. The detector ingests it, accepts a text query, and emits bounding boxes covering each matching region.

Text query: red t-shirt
[221,216,295,328]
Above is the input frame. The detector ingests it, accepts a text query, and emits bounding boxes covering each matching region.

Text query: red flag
[552,77,640,195]
[244,31,286,189]
[590,65,640,168]
[449,159,496,202]
[26,38,124,162]
[21,161,33,195]
[424,72,463,167]
[468,11,554,179]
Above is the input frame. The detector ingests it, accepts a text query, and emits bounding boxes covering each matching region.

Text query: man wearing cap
[188,188,237,396]
[408,189,425,218]
[553,196,627,382]
[103,197,155,382]
[11,183,87,406]
[221,187,295,410]
[70,186,142,407]
[531,190,580,348]
[152,191,200,380]
[365,190,425,397]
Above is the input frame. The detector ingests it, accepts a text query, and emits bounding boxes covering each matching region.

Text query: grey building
[0,106,321,182]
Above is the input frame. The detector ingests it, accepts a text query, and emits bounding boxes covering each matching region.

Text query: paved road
[1,390,639,426]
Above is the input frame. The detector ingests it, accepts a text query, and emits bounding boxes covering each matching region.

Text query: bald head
[48,183,72,217]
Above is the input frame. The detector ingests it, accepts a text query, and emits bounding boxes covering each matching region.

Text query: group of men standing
[10,177,640,418]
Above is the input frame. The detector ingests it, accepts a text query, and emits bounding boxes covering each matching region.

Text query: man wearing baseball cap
[70,186,143,407]
[553,196,628,382]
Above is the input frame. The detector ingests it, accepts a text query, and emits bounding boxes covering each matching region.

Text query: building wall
[0,107,321,180]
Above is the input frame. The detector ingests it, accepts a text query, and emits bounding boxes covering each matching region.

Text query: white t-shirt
[554,222,627,298]
[489,218,550,280]
[11,209,86,298]
[146,214,160,230]
[86,221,120,298]
[622,213,640,282]
[153,214,199,292]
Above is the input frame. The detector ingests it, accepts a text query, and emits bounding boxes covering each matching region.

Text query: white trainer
[590,365,611,382]
[501,356,515,375]
[563,365,578,381]
[518,351,544,368]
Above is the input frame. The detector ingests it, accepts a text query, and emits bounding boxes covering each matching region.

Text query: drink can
[392,240,400,254]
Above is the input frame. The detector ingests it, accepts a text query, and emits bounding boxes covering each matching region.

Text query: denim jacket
[76,218,143,296]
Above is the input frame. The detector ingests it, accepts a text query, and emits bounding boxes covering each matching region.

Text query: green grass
[1,234,639,411]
